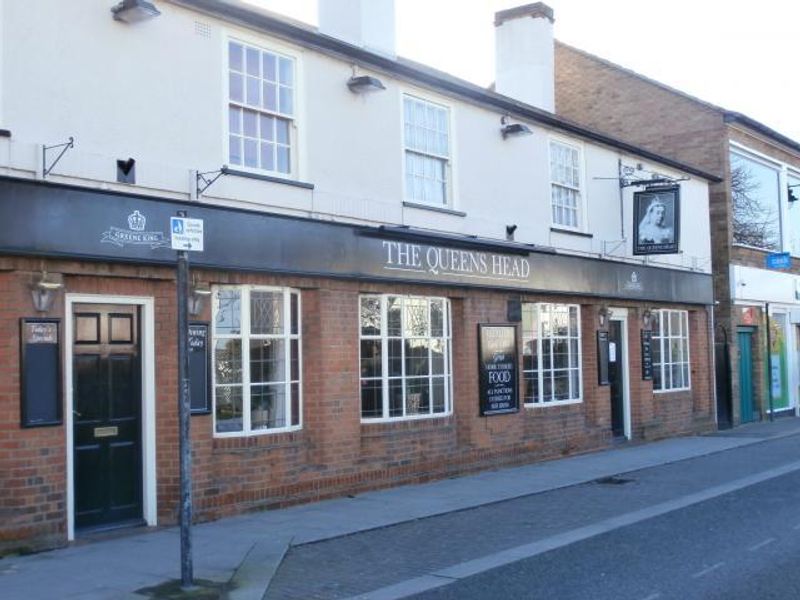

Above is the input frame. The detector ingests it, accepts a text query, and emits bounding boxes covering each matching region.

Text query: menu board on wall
[478,324,519,416]
[189,322,210,414]
[641,330,653,381]
[20,318,62,427]
[597,330,610,386]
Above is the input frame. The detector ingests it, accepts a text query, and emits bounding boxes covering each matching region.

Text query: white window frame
[225,36,299,178]
[788,169,800,257]
[359,294,453,423]
[652,309,691,393]
[212,285,302,437]
[548,137,586,231]
[402,93,454,207]
[522,303,583,406]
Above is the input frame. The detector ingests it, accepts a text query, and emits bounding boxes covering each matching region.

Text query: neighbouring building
[555,41,800,429]
[0,0,718,553]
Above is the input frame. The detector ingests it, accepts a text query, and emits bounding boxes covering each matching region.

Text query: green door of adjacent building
[738,329,756,423]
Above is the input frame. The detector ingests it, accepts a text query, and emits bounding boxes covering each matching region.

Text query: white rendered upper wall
[318,0,396,57]
[0,0,712,273]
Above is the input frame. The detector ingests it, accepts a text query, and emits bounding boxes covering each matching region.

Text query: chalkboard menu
[641,329,653,380]
[20,318,62,427]
[597,330,610,386]
[478,324,519,416]
[189,322,210,414]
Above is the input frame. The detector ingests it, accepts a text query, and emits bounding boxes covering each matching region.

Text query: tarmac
[2,417,800,600]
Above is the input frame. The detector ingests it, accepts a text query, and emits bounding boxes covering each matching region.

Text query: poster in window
[633,186,680,255]
[478,324,519,416]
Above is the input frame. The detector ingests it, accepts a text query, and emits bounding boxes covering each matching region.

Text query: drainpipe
[708,304,718,428]
[765,302,774,422]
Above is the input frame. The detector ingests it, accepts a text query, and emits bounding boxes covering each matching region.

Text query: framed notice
[478,324,519,416]
[189,322,211,414]
[641,329,653,381]
[20,318,62,427]
[633,186,680,255]
[597,330,610,386]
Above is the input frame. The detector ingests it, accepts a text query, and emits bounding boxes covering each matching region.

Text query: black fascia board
[172,0,722,184]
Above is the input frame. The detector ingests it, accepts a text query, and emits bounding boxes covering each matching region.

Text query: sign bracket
[43,137,75,178]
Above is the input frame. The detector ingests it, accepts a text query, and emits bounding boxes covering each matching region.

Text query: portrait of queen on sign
[633,186,680,255]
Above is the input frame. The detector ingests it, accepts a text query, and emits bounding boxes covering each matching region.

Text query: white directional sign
[170,217,204,251]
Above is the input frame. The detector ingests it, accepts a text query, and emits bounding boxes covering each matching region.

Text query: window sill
[550,227,593,239]
[361,412,453,424]
[212,424,303,438]
[223,167,315,190]
[525,398,584,408]
[653,387,691,395]
[403,201,466,217]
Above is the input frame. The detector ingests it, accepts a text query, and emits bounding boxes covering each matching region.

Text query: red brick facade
[0,254,714,553]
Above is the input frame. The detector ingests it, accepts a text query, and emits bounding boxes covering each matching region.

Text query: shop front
[0,177,715,552]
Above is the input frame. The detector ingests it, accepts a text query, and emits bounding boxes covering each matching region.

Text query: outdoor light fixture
[111,0,161,23]
[500,115,532,139]
[642,308,653,330]
[188,280,211,317]
[598,306,610,328]
[30,271,63,313]
[347,75,386,93]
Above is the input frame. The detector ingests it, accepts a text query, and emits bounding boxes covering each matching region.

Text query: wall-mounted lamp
[30,271,63,313]
[111,0,161,23]
[598,306,610,329]
[500,115,532,140]
[347,75,386,94]
[188,280,211,317]
[642,308,653,330]
[506,224,518,241]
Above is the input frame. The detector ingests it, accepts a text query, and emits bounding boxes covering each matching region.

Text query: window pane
[361,297,382,336]
[430,339,445,375]
[244,139,258,167]
[263,82,277,111]
[432,378,445,413]
[291,382,300,426]
[387,297,402,336]
[263,53,277,82]
[229,135,242,166]
[405,339,430,377]
[290,339,300,381]
[361,379,383,418]
[524,371,539,403]
[246,76,260,106]
[277,146,290,174]
[229,106,242,134]
[250,338,285,383]
[279,87,293,115]
[243,109,258,137]
[360,339,382,378]
[229,42,243,71]
[214,339,242,384]
[404,298,428,336]
[251,290,284,335]
[406,378,430,415]
[215,289,241,334]
[260,143,275,171]
[278,57,293,85]
[229,72,243,103]
[389,379,403,417]
[215,386,243,433]
[290,293,299,335]
[251,384,285,430]
[388,339,403,377]
[276,119,290,144]
[246,47,260,77]
[731,151,782,250]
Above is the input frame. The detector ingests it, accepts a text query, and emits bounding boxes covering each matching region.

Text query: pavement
[2,417,800,600]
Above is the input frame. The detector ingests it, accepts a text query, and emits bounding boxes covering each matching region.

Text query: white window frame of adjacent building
[548,137,586,231]
[789,169,800,257]
[521,303,583,406]
[226,37,297,176]
[652,309,691,393]
[212,285,302,437]
[402,94,453,207]
[359,295,453,422]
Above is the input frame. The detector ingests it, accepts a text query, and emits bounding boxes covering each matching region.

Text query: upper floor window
[212,286,301,436]
[228,40,295,175]
[403,95,451,206]
[652,309,690,392]
[788,171,800,256]
[549,140,583,229]
[522,303,582,405]
[360,295,452,421]
[730,149,781,251]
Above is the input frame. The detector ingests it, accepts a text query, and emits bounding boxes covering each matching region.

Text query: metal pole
[765,302,774,422]
[176,210,194,587]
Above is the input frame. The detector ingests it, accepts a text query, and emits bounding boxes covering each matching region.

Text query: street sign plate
[765,252,791,270]
[170,217,204,251]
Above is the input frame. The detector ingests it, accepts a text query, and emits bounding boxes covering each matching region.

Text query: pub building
[0,0,719,552]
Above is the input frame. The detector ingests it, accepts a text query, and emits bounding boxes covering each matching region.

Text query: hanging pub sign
[478,324,519,416]
[188,322,211,414]
[20,318,62,427]
[633,186,680,255]
[641,329,653,380]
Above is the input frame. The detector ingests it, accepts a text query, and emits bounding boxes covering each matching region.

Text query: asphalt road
[267,433,800,600]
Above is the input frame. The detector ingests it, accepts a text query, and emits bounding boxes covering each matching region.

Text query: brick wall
[0,256,714,553]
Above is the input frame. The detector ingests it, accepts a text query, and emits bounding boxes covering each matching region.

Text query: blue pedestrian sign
[765,252,791,270]
[170,216,204,251]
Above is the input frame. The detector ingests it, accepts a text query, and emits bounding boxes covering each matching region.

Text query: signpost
[171,211,204,588]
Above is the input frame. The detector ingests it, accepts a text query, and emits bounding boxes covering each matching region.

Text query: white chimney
[318,0,396,58]
[494,3,555,112]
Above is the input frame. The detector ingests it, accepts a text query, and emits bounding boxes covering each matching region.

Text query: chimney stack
[494,3,555,112]
[318,0,396,58]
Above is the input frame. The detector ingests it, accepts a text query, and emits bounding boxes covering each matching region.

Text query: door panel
[73,304,142,529]
[609,320,625,437]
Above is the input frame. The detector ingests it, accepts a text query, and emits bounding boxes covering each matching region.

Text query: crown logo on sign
[128,210,146,231]
[631,271,639,283]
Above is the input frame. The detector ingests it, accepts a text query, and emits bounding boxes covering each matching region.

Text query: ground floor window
[212,286,301,435]
[522,303,582,404]
[360,295,452,420]
[652,309,690,392]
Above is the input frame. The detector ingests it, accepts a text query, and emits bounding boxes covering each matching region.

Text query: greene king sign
[381,240,531,283]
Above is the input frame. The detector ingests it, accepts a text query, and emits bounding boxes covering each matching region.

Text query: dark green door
[738,329,755,424]
[73,305,143,530]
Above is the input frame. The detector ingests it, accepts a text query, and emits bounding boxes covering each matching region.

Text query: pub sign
[478,324,519,415]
